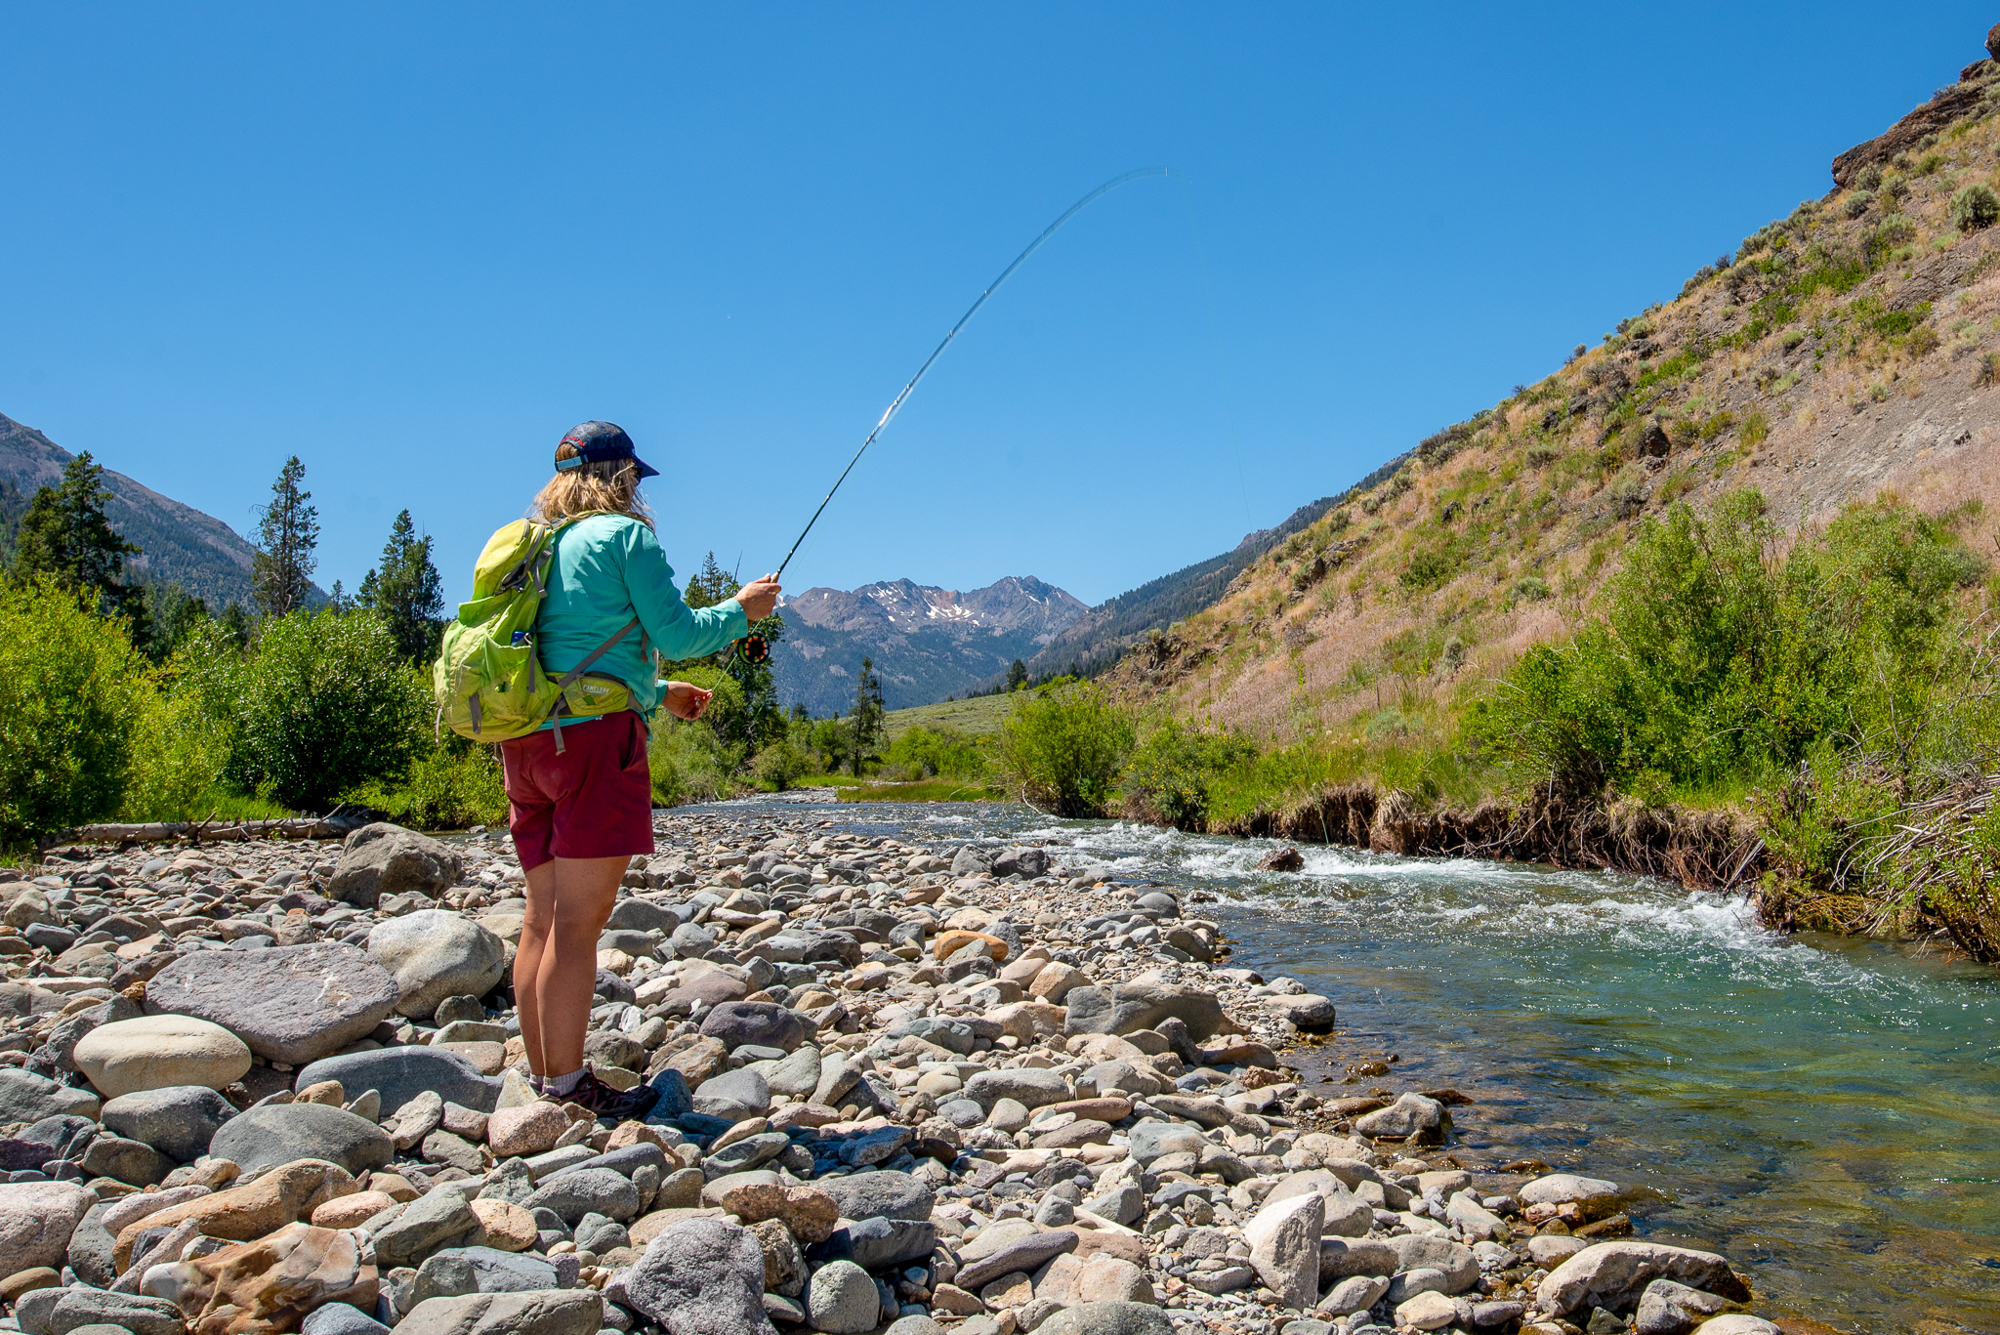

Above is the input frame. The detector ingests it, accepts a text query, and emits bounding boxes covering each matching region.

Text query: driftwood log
[64,817,369,846]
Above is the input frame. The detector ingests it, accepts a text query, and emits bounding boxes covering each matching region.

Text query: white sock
[545,1068,586,1098]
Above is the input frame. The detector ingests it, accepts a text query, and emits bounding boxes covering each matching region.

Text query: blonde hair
[530,445,654,528]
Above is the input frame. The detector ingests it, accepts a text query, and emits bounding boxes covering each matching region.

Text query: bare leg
[514,855,625,1077]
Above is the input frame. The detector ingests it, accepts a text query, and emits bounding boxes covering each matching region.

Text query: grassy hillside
[883,691,1017,740]
[1014,468,1411,688]
[1115,52,2000,747]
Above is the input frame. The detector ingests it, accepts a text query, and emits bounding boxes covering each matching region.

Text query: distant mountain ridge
[0,411,278,610]
[772,575,1088,714]
[1007,449,1415,687]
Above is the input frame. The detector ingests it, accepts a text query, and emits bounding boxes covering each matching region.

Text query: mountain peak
[771,573,1089,714]
[0,412,278,610]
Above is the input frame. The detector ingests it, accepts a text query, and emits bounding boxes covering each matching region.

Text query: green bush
[0,579,154,844]
[1509,574,1553,604]
[121,683,235,822]
[348,738,507,830]
[672,665,748,745]
[1951,183,2000,232]
[651,722,737,806]
[1471,491,1982,799]
[996,679,1135,817]
[1122,720,1256,831]
[120,618,245,822]
[886,726,985,780]
[753,737,812,791]
[233,609,427,810]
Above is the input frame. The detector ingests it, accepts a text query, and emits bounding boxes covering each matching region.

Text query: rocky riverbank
[0,811,1787,1335]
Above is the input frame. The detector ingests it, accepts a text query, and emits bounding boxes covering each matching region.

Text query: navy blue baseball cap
[555,421,659,479]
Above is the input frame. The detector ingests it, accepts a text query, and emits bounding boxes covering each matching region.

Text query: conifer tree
[849,656,885,775]
[683,551,738,608]
[252,456,319,617]
[357,509,445,661]
[10,452,143,619]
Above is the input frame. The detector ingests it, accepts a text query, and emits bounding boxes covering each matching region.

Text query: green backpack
[432,515,644,751]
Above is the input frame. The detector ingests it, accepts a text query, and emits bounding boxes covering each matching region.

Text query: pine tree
[10,452,143,616]
[357,509,445,661]
[252,456,319,618]
[219,601,253,648]
[1007,658,1028,691]
[683,551,739,609]
[139,581,210,663]
[848,656,885,775]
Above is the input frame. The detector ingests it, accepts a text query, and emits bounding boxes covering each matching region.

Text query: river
[685,796,2000,1333]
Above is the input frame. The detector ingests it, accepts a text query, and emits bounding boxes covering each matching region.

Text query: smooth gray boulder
[1388,1235,1480,1294]
[606,898,680,934]
[990,847,1050,878]
[301,1301,392,1335]
[1538,1242,1749,1316]
[963,1067,1068,1112]
[390,1289,602,1335]
[78,1132,171,1186]
[1034,1302,1176,1335]
[99,1085,236,1163]
[145,941,401,1064]
[373,1186,479,1270]
[209,1102,393,1176]
[301,1302,392,1335]
[692,1067,770,1122]
[327,824,461,909]
[295,1045,501,1114]
[65,1202,116,1288]
[523,1168,642,1226]
[1635,1279,1735,1335]
[1353,1091,1450,1145]
[817,1171,933,1223]
[699,1001,811,1053]
[1062,980,1225,1041]
[0,1181,94,1275]
[954,1229,1078,1291]
[623,1217,776,1335]
[411,1246,559,1303]
[367,911,506,1021]
[1126,1120,1207,1166]
[807,1259,879,1334]
[20,1287,184,1335]
[0,1068,99,1123]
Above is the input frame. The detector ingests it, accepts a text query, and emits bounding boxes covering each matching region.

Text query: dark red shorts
[499,712,656,872]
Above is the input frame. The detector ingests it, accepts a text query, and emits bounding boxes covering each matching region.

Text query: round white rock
[73,1014,253,1098]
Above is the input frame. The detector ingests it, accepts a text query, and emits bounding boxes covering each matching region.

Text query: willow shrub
[1471,491,1983,799]
[0,579,153,844]
[233,608,428,810]
[886,725,986,781]
[348,738,508,830]
[652,722,737,807]
[120,618,245,822]
[1121,719,1257,831]
[996,679,1134,817]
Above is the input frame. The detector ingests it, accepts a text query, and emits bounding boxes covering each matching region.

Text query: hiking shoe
[567,1067,660,1122]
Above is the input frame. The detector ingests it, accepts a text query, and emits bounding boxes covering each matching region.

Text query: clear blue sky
[3,4,1992,605]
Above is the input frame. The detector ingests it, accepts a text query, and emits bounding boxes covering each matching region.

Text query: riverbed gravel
[0,807,1784,1335]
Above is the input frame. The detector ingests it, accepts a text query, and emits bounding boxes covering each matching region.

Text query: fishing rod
[734,167,1172,666]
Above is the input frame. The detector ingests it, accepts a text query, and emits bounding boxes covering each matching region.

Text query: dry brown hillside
[1113,37,2000,741]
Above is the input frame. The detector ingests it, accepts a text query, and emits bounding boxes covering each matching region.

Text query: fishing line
[771,166,1173,582]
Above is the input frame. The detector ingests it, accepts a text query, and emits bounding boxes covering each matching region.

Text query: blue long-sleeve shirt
[535,513,747,716]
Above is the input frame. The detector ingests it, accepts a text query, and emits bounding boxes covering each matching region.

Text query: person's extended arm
[620,525,777,658]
